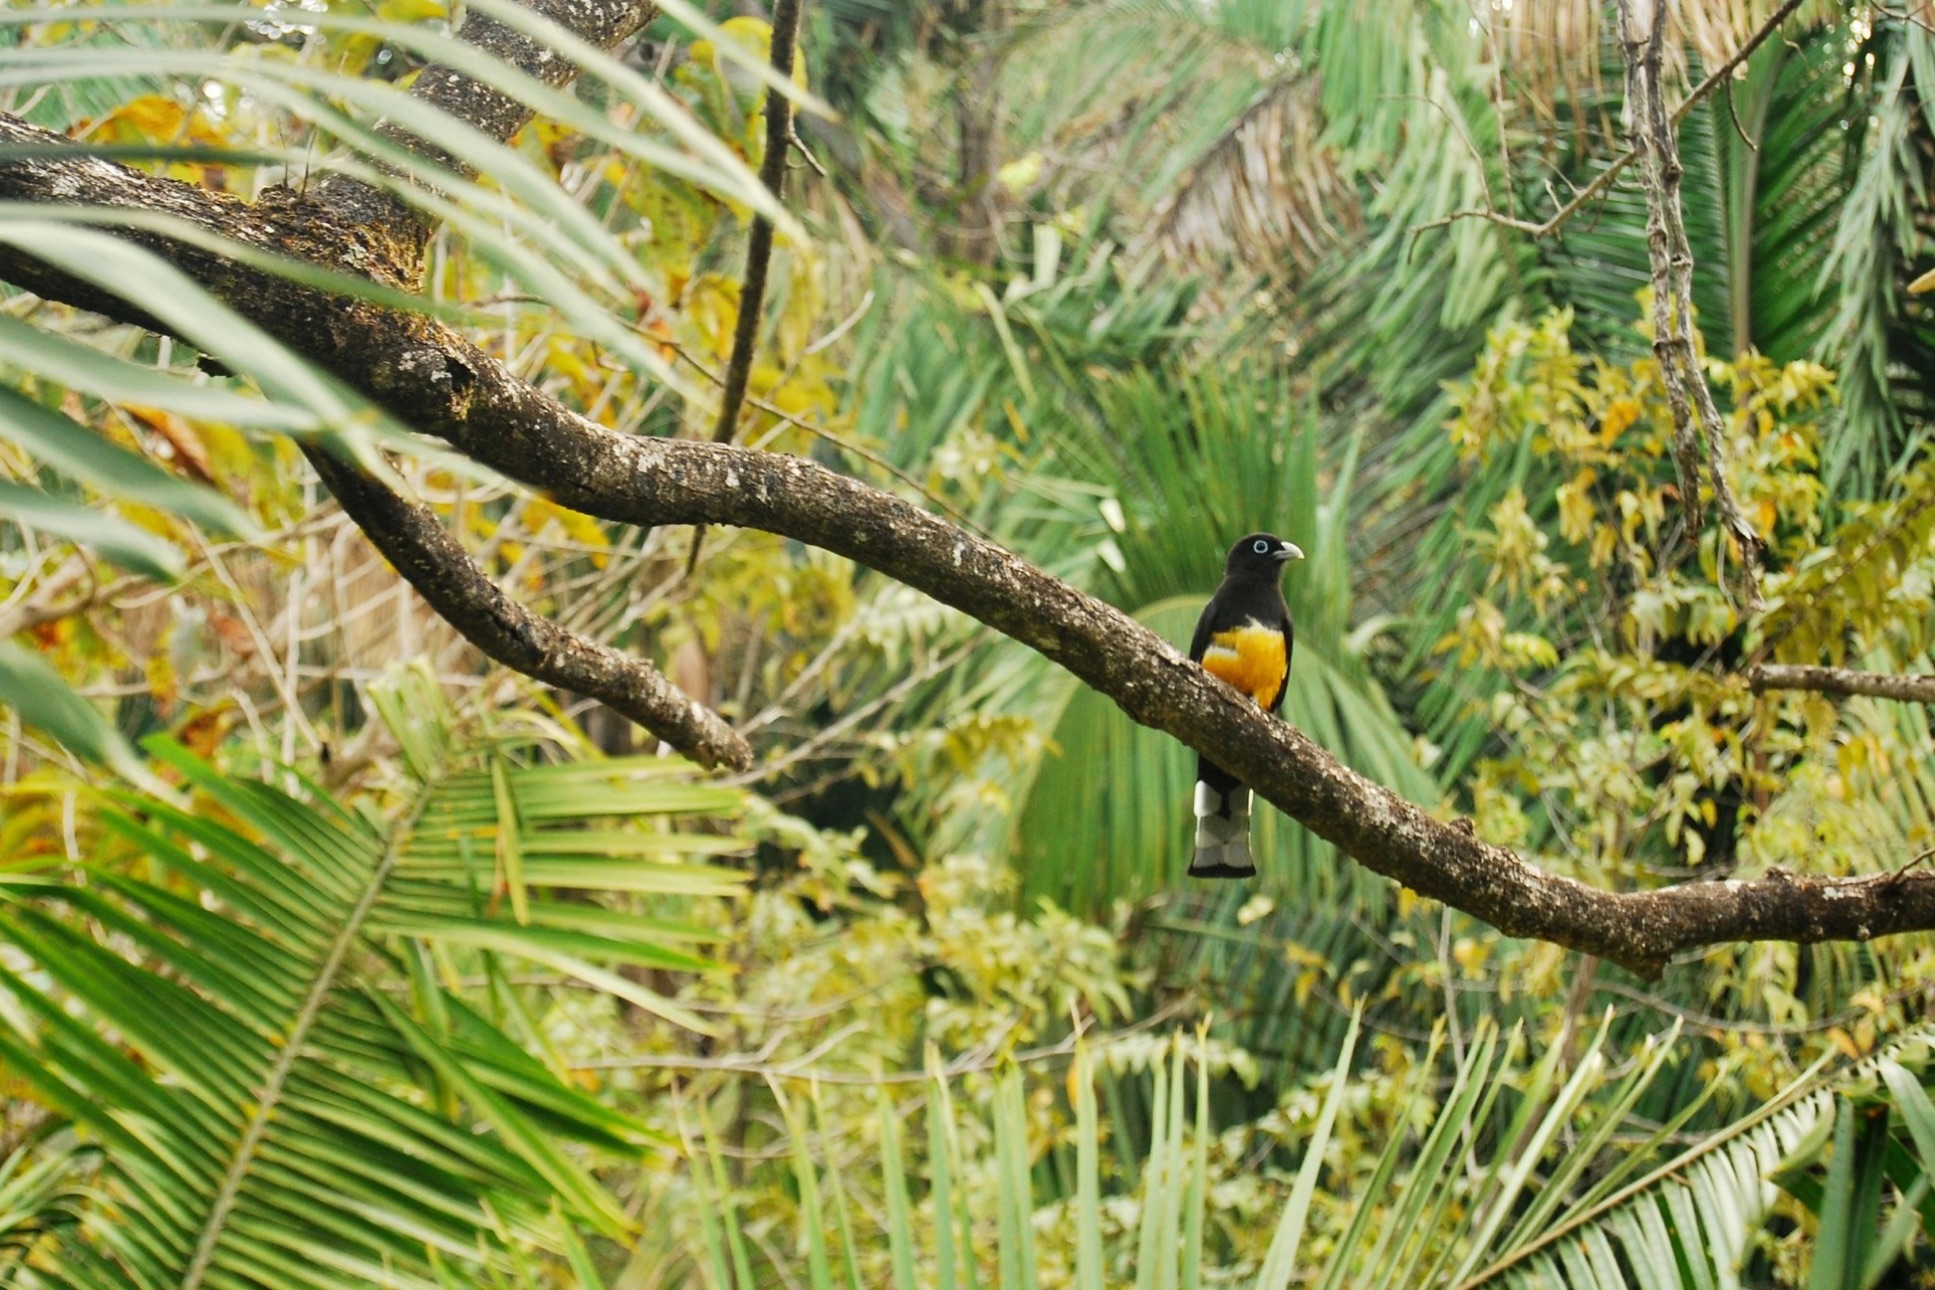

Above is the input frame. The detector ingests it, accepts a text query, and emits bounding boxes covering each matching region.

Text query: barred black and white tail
[1189,762,1254,879]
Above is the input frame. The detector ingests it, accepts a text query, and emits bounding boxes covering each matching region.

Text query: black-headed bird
[1187,533,1303,878]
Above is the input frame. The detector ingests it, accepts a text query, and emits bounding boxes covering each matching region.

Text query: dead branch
[1617,0,1764,609]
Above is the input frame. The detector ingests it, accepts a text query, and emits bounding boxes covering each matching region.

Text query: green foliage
[666,1015,1935,1289]
[1433,304,1850,872]
[0,670,749,1284]
[16,2,1935,1285]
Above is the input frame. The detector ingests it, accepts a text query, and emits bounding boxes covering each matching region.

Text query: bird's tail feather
[1190,777,1254,879]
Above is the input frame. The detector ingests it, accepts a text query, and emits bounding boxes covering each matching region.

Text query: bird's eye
[1251,539,1270,554]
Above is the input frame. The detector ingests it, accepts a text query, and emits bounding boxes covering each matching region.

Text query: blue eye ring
[1252,539,1270,554]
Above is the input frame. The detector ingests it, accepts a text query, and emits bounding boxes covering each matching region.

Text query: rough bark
[7,9,1935,975]
[1750,664,1935,705]
[1616,0,1764,607]
[307,450,750,767]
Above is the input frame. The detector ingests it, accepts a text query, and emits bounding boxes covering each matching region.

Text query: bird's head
[1225,532,1305,578]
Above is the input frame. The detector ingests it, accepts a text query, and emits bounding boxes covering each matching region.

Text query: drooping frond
[1142,76,1358,290]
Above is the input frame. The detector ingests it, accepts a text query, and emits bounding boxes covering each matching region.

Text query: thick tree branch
[306,451,751,768]
[1750,664,1935,704]
[7,22,1935,974]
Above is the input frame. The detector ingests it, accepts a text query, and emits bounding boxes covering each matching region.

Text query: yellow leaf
[1556,468,1597,544]
[379,0,447,19]
[997,152,1044,196]
[1601,396,1641,441]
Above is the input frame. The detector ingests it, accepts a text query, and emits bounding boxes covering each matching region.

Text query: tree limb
[306,451,752,768]
[8,19,1935,974]
[1749,664,1935,704]
[1618,0,1764,608]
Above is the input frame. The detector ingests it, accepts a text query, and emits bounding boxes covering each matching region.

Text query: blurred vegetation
[8,0,1935,1284]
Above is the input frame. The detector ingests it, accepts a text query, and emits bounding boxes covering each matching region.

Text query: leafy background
[6,0,1935,1284]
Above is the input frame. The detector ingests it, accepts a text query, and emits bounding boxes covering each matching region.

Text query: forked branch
[1414,0,1806,242]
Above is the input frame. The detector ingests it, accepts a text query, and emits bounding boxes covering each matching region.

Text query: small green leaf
[0,382,257,536]
[0,476,181,579]
[0,641,160,791]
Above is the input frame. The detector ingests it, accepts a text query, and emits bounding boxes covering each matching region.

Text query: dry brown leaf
[123,405,216,485]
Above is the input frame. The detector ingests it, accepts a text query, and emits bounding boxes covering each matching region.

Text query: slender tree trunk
[945,2,1005,265]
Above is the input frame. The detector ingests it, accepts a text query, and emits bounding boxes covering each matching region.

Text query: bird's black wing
[1187,585,1229,662]
[1269,612,1294,716]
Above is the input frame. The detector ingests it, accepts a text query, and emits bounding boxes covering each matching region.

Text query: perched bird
[1187,533,1303,878]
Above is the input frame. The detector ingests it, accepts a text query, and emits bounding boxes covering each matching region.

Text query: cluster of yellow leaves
[1436,305,1838,877]
[83,93,240,190]
[496,17,841,453]
[1756,452,1935,665]
[1446,304,1834,647]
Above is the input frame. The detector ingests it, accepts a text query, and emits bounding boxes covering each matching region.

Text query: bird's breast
[1200,620,1287,708]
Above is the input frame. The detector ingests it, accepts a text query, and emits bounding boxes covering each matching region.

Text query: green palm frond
[1720,33,1849,364]
[688,1016,1935,1288]
[1816,22,1935,492]
[0,669,747,1286]
[1141,74,1357,283]
[0,1134,98,1277]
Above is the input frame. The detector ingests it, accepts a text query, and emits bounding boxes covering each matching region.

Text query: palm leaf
[0,671,746,1285]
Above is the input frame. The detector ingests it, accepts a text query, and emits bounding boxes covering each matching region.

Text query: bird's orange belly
[1202,624,1286,708]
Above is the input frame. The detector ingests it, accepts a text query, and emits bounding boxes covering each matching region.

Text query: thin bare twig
[572,999,1193,1083]
[710,0,806,447]
[1722,79,1759,151]
[1413,0,1806,242]
[687,0,807,578]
